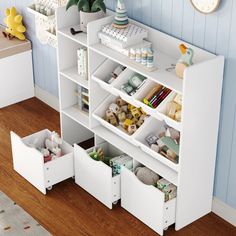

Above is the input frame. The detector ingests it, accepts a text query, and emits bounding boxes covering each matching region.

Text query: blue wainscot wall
[1,0,236,210]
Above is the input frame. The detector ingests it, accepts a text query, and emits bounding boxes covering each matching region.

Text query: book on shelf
[77,47,88,80]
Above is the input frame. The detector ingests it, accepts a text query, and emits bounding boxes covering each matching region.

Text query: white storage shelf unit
[54,6,224,236]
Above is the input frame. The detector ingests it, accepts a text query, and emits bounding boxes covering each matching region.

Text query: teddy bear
[4,7,26,40]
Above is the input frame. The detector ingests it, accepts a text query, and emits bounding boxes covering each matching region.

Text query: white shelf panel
[93,125,179,185]
[60,67,89,89]
[90,43,183,94]
[58,25,87,47]
[62,105,89,129]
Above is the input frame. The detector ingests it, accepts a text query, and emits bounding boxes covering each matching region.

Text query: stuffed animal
[134,167,159,186]
[175,44,194,79]
[4,7,26,40]
[45,132,62,157]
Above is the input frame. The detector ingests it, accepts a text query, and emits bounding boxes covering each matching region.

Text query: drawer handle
[166,207,168,210]
[46,168,49,171]
[47,180,50,183]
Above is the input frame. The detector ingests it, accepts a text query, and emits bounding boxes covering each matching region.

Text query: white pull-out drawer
[74,142,124,209]
[121,168,176,235]
[11,129,74,194]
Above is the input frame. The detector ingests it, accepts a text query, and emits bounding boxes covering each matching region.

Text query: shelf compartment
[57,25,87,47]
[121,167,176,236]
[62,105,89,129]
[90,43,183,94]
[74,142,125,209]
[134,117,180,170]
[27,4,55,20]
[11,129,74,195]
[93,95,148,144]
[60,67,89,89]
[92,59,121,94]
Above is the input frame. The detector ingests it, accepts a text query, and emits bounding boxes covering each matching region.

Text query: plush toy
[45,131,62,157]
[3,7,26,40]
[134,167,159,186]
[175,44,194,79]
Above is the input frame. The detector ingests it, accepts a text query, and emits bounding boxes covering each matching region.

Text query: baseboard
[34,86,59,112]
[212,197,236,227]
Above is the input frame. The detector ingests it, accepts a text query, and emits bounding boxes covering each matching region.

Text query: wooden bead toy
[136,114,146,127]
[128,124,137,135]
[117,111,126,122]
[116,98,127,107]
[109,103,120,114]
[121,105,128,113]
[151,144,159,153]
[175,110,182,122]
[131,107,142,119]
[145,134,158,146]
[123,119,133,130]
[106,110,115,119]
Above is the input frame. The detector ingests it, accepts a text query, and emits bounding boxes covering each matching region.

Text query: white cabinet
[121,168,176,236]
[54,6,224,235]
[74,142,124,209]
[11,130,74,194]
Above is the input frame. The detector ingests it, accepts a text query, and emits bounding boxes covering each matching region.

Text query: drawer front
[44,152,74,188]
[121,168,176,235]
[74,143,119,209]
[11,131,46,194]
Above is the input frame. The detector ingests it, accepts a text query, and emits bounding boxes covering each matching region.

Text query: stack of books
[98,23,150,55]
[77,86,89,113]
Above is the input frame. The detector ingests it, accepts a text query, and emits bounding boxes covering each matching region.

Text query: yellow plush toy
[4,7,26,40]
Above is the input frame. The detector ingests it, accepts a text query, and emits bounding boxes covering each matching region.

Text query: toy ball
[4,7,26,40]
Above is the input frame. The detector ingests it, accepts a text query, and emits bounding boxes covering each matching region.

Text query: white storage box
[11,129,74,194]
[121,167,176,236]
[0,26,34,108]
[134,117,179,171]
[93,94,148,144]
[74,142,125,209]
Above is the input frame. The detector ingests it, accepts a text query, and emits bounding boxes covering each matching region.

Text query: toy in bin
[145,126,180,164]
[143,84,172,109]
[110,154,133,176]
[106,65,126,84]
[157,178,177,202]
[121,73,146,96]
[166,93,182,122]
[104,98,147,135]
[26,131,63,163]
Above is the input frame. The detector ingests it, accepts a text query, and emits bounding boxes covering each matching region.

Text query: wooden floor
[0,98,236,236]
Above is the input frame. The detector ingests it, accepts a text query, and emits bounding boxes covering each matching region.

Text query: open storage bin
[11,129,74,194]
[93,94,148,144]
[134,117,180,171]
[157,92,182,130]
[121,167,176,236]
[92,59,122,93]
[74,142,128,209]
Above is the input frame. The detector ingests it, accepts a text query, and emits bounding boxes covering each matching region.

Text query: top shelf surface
[58,25,87,47]
[90,43,183,94]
